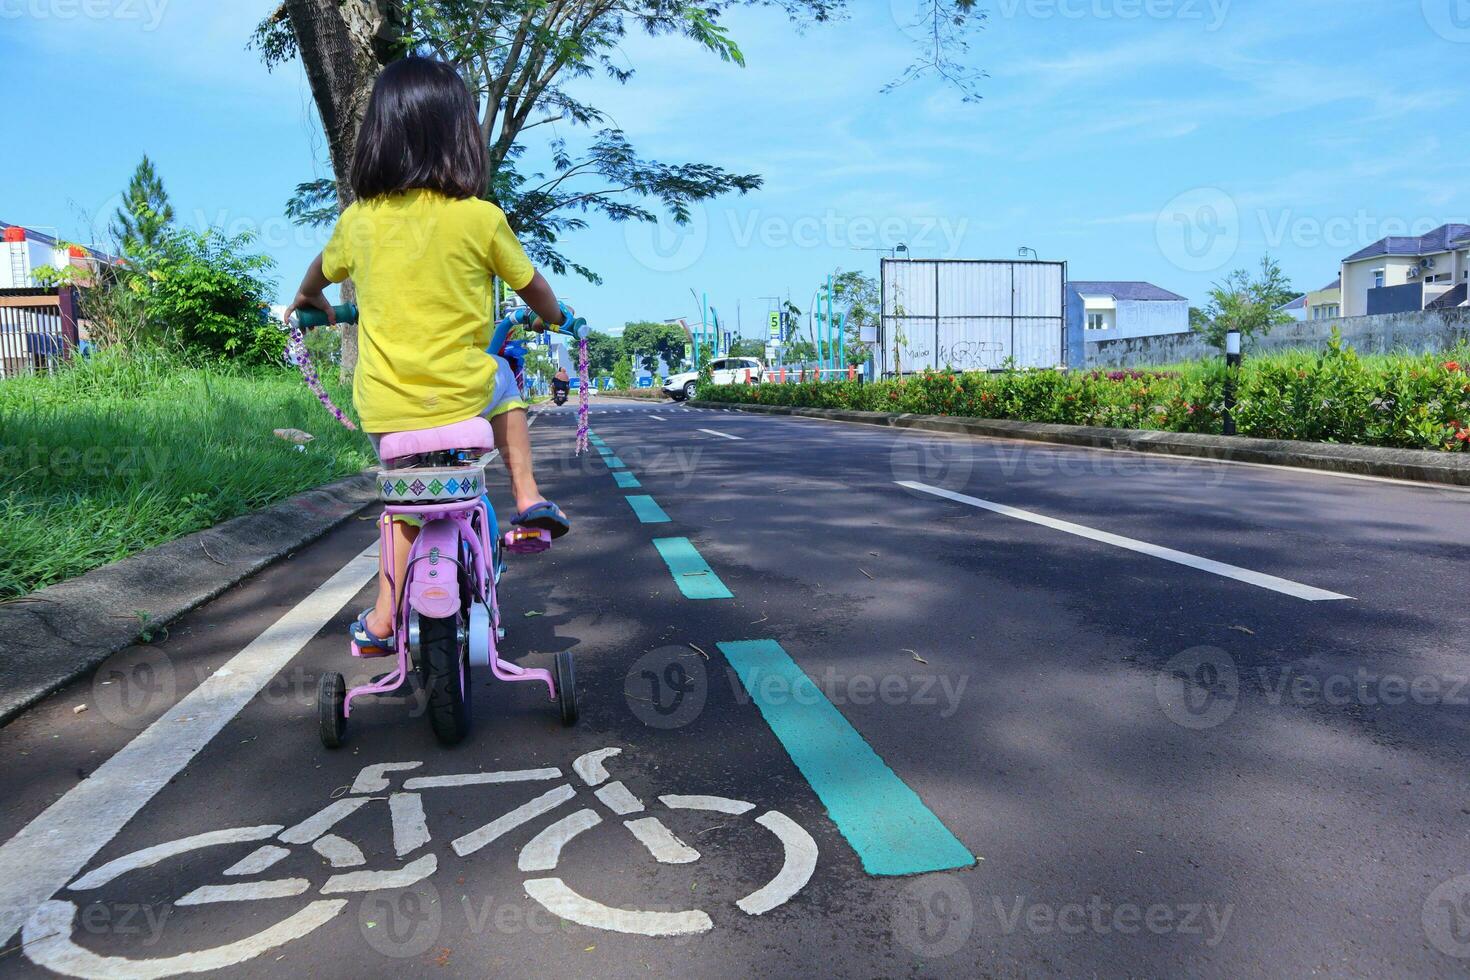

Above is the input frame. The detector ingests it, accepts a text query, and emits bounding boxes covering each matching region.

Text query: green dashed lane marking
[596,446,613,456]
[604,456,627,469]
[651,538,732,599]
[625,495,671,523]
[612,471,641,489]
[719,639,977,876]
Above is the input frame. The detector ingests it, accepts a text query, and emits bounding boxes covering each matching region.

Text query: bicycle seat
[379,418,496,465]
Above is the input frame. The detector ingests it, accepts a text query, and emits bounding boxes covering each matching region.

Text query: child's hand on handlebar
[284,290,336,327]
[530,301,576,333]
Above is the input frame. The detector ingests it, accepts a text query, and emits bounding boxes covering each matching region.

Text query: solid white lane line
[0,545,379,944]
[897,480,1352,602]
[698,428,742,441]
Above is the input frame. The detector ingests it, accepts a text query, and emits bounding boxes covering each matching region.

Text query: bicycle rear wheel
[422,614,470,744]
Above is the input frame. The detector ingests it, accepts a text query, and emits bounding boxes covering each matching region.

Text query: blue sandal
[350,609,396,656]
[512,500,570,539]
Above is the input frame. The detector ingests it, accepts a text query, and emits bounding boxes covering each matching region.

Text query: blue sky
[4,0,1467,336]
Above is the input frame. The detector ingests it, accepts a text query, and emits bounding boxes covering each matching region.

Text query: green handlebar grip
[295,303,358,329]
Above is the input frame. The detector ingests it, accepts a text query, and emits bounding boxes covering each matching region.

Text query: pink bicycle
[292,305,590,746]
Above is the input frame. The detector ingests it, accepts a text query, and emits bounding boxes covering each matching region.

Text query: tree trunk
[282,0,400,381]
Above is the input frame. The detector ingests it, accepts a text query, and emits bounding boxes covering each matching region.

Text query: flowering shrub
[699,336,1470,451]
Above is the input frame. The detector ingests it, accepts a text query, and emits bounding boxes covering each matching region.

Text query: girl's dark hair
[351,57,487,201]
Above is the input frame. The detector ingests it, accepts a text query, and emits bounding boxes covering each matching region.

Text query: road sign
[637,376,653,388]
[768,312,780,338]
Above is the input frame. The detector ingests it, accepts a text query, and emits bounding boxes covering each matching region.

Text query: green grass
[0,349,374,599]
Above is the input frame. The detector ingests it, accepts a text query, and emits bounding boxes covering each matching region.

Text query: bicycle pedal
[350,641,397,659]
[503,527,551,555]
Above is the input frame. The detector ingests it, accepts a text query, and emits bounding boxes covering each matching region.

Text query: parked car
[662,357,764,401]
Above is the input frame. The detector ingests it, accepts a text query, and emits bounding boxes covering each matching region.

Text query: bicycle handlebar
[293,303,359,329]
[292,303,588,347]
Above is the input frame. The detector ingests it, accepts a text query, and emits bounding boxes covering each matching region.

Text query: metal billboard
[879,259,1067,374]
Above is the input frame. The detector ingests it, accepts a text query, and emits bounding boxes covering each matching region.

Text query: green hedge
[700,338,1470,452]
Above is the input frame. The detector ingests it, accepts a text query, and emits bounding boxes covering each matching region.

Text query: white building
[1340,224,1470,317]
[1071,281,1189,340]
[2,222,117,288]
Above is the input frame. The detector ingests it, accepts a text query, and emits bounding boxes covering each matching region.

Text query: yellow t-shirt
[321,189,536,433]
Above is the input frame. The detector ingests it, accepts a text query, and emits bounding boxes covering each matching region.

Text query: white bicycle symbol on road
[23,747,817,978]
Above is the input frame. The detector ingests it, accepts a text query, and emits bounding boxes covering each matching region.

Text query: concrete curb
[690,401,1470,487]
[0,472,379,725]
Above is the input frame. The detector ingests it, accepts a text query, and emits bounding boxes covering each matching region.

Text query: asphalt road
[3,396,1469,978]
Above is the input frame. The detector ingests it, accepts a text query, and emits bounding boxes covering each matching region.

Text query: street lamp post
[1223,328,1241,436]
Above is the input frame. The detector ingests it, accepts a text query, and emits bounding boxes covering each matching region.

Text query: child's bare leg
[490,408,545,513]
[366,519,418,638]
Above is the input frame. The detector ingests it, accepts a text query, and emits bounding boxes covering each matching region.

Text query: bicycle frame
[343,496,555,717]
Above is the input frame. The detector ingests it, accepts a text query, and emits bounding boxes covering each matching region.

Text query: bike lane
[0,407,937,979]
[577,401,1470,977]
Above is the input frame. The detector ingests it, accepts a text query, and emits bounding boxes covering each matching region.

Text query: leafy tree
[1194,256,1296,351]
[886,1,988,102]
[110,155,175,259]
[726,338,765,358]
[255,1,986,375]
[143,228,280,363]
[622,320,688,374]
[612,356,634,389]
[832,269,878,365]
[583,329,625,375]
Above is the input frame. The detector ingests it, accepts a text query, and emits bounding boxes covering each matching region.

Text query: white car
[663,357,764,401]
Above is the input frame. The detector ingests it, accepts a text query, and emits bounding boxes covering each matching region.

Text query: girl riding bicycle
[282,56,572,655]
